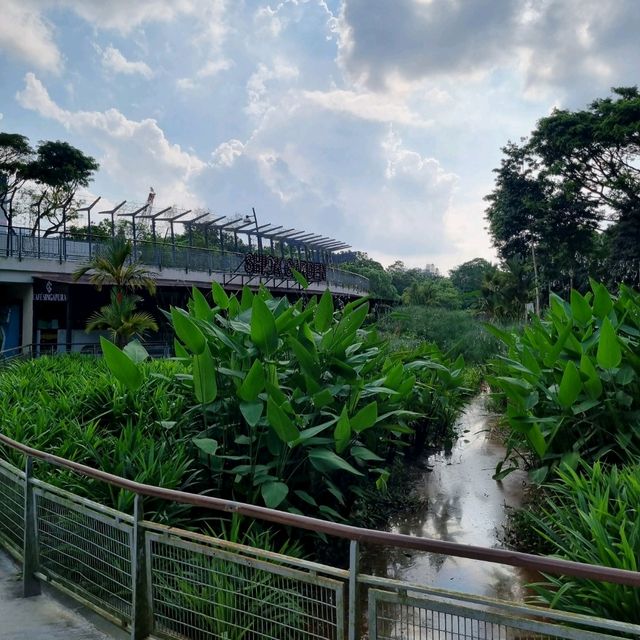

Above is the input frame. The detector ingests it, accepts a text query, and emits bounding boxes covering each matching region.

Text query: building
[0,202,368,355]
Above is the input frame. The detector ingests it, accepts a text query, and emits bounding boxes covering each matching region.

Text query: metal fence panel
[34,486,134,622]
[0,459,25,559]
[367,589,638,640]
[147,531,345,640]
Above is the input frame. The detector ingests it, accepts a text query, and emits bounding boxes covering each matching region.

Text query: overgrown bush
[527,462,640,622]
[377,305,508,364]
[101,286,471,524]
[489,281,640,481]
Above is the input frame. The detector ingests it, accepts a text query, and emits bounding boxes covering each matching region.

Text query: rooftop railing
[1,433,639,640]
[0,226,369,294]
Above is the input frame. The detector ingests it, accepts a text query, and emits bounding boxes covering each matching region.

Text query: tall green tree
[486,87,640,292]
[0,133,32,231]
[0,132,98,238]
[342,252,399,300]
[449,258,496,307]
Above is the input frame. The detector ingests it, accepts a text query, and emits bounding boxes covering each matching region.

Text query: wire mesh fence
[148,531,345,640]
[1,452,640,640]
[0,459,25,559]
[366,588,640,640]
[34,487,134,621]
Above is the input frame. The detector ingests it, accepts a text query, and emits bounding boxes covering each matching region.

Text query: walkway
[0,552,125,640]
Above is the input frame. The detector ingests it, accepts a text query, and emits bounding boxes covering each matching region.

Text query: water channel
[362,394,533,601]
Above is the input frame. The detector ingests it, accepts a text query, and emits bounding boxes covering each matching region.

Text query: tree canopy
[485,86,640,292]
[0,132,98,239]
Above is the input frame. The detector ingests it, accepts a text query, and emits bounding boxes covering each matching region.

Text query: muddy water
[363,394,534,601]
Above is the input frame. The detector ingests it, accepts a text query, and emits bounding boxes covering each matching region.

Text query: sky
[1,0,639,273]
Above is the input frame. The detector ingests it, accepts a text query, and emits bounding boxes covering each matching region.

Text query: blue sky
[1,0,639,272]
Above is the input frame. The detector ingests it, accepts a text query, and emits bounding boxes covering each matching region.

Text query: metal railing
[1,434,639,640]
[0,341,172,362]
[0,226,370,294]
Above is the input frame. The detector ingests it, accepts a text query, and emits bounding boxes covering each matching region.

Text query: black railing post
[23,456,41,597]
[131,494,153,639]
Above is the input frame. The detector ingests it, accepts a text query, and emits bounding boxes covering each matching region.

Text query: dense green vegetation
[527,462,640,622]
[0,286,472,535]
[489,280,640,481]
[489,281,640,619]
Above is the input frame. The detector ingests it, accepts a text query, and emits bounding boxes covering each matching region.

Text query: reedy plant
[527,461,640,622]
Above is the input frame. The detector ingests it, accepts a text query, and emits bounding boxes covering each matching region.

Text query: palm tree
[74,236,158,346]
[86,289,158,347]
[73,235,157,293]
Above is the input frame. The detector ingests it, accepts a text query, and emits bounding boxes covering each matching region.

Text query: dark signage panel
[244,254,327,283]
[33,279,68,303]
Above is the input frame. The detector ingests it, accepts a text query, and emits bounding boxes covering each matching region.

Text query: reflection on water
[363,394,534,601]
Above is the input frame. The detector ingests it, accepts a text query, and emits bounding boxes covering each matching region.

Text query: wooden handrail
[2,432,639,587]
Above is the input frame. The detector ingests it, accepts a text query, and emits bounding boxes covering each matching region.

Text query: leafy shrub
[527,462,640,622]
[377,305,508,364]
[102,286,472,523]
[489,281,640,481]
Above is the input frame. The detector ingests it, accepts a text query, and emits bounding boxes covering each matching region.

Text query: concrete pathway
[0,552,126,640]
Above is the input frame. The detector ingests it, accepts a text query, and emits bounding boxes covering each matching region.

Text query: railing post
[348,539,360,640]
[23,456,41,597]
[131,495,153,639]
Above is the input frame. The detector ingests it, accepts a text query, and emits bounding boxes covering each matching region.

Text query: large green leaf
[351,445,384,463]
[557,361,582,408]
[290,268,309,290]
[308,449,363,476]
[267,397,300,443]
[238,359,265,402]
[592,281,613,319]
[240,286,254,312]
[211,281,229,309]
[580,355,603,399]
[193,348,217,404]
[312,389,334,408]
[334,406,351,453]
[123,339,149,364]
[570,290,592,326]
[100,337,142,391]
[171,307,206,354]
[251,296,278,355]
[597,317,622,369]
[315,289,334,333]
[261,480,289,508]
[351,401,378,433]
[192,286,212,321]
[240,401,263,427]
[527,424,547,458]
[289,336,320,379]
[193,438,218,456]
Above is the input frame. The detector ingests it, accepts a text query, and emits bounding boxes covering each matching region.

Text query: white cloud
[16,73,205,207]
[101,46,154,79]
[0,0,62,73]
[212,139,245,167]
[303,89,431,127]
[177,58,232,90]
[61,0,199,33]
[245,60,299,118]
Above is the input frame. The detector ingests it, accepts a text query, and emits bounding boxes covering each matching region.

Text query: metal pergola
[71,201,351,264]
